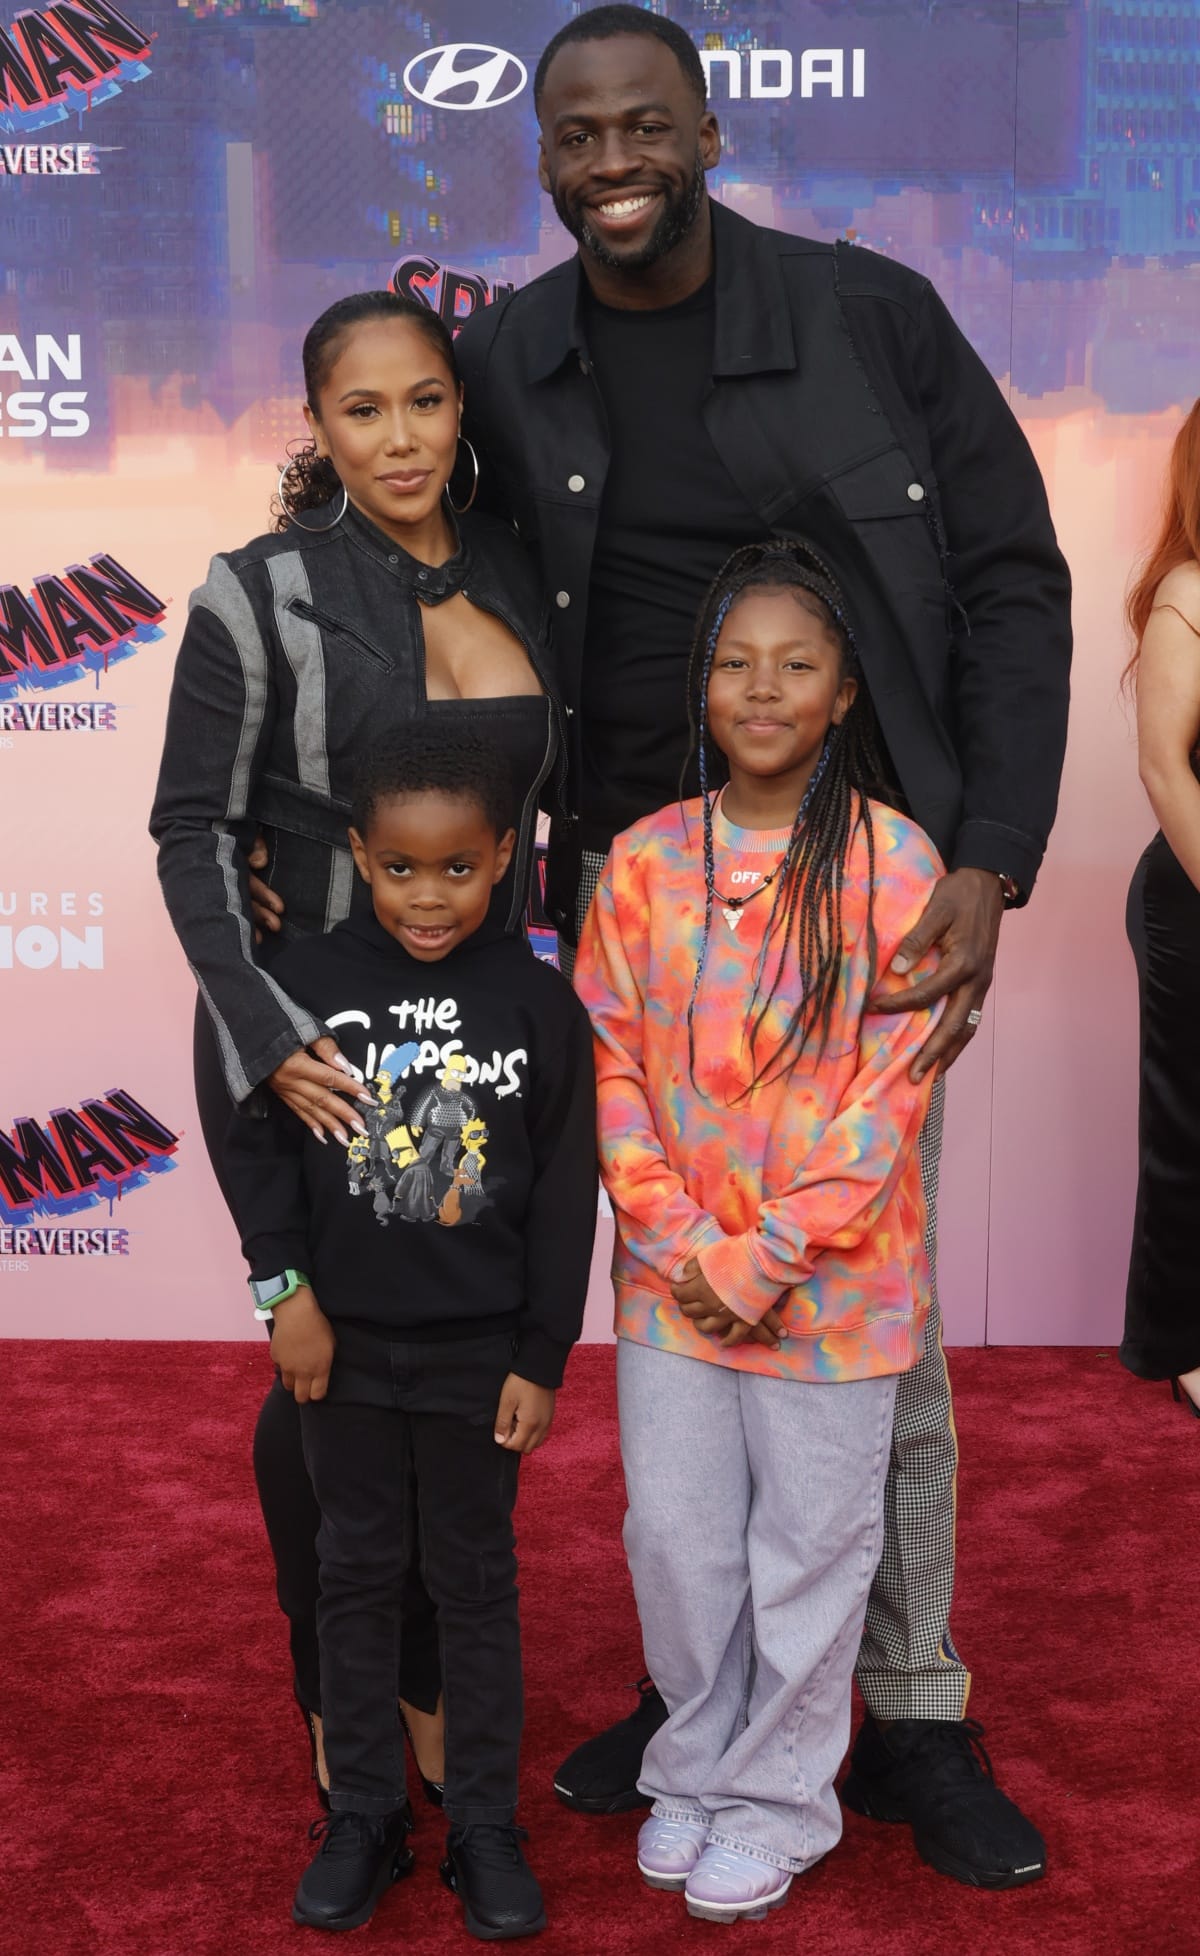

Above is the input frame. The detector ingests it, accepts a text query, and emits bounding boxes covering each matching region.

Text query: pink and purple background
[1,0,1192,1344]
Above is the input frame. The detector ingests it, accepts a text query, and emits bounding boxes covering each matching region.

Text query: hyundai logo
[402,43,528,112]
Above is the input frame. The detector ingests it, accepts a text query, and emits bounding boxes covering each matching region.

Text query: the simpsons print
[438,1118,489,1228]
[346,1037,502,1230]
[411,1056,479,1174]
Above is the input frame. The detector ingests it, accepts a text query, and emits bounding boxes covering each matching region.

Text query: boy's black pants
[299,1325,522,1824]
[193,999,442,1721]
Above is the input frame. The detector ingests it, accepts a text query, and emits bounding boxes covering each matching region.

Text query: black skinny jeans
[300,1326,522,1822]
[192,1000,442,1716]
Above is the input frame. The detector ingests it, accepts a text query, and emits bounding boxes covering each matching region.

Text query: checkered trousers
[568,847,969,1724]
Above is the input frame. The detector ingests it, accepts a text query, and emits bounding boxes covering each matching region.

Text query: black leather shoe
[440,1824,546,1941]
[842,1715,1046,1889]
[292,1807,414,1930]
[552,1676,668,1814]
[1170,1377,1200,1419]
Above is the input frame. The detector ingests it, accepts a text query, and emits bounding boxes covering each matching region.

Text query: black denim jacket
[457,201,1072,936]
[150,503,562,1105]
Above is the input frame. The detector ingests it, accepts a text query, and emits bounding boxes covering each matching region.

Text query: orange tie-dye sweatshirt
[573,792,945,1384]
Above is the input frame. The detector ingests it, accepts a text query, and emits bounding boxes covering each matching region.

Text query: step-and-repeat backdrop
[1,0,1195,1340]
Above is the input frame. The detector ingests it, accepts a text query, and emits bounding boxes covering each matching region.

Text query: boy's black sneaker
[552,1676,667,1813]
[841,1715,1046,1889]
[440,1824,546,1941]
[292,1806,414,1930]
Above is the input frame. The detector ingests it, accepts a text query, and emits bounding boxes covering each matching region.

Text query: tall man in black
[456,5,1071,1891]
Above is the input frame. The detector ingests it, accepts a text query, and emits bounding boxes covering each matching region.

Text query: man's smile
[591,191,657,217]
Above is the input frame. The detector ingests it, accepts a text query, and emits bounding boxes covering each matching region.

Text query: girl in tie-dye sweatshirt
[573,542,945,1924]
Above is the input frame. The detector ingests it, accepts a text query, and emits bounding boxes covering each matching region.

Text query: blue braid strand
[687,594,733,1088]
[747,729,834,1004]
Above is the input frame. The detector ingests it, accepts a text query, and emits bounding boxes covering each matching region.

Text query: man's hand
[248,831,285,939]
[271,1287,336,1403]
[268,1036,376,1145]
[670,1258,789,1351]
[869,868,1005,1083]
[494,1374,556,1453]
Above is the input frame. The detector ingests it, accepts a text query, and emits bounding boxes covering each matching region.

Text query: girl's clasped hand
[671,1257,789,1350]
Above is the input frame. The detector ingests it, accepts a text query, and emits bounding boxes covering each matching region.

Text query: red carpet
[4,1343,1198,1956]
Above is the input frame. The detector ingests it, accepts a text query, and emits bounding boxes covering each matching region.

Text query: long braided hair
[684,540,893,1092]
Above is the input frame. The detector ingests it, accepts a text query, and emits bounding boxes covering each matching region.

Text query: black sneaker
[292,1806,414,1930]
[440,1824,546,1941]
[552,1676,668,1814]
[841,1715,1046,1890]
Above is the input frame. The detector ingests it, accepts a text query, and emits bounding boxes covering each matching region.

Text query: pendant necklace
[713,846,794,933]
[712,755,829,934]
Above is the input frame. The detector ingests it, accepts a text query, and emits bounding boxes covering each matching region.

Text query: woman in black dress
[1122,398,1200,1418]
[150,291,564,1794]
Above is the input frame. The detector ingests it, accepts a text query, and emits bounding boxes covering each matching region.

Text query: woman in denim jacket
[150,291,564,1807]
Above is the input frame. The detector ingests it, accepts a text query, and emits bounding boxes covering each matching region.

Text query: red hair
[1125,398,1200,684]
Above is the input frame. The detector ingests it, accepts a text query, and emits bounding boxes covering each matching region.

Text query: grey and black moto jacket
[150,502,563,1107]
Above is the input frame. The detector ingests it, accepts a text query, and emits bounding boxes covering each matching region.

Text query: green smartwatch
[249,1269,311,1321]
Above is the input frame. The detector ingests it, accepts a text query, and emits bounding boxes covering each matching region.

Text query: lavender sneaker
[684,1844,793,1923]
[636,1814,710,1892]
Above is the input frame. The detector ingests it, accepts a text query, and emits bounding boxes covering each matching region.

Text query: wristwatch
[249,1269,311,1321]
[997,874,1021,907]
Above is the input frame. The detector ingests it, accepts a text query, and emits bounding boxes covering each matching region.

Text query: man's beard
[552,154,707,273]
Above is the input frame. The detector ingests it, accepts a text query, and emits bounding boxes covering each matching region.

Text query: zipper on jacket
[286,597,390,668]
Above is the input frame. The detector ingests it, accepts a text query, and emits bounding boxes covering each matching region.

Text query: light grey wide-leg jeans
[617,1338,897,1876]
[572,853,968,1725]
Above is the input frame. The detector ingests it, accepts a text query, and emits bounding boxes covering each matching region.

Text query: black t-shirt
[580,277,767,850]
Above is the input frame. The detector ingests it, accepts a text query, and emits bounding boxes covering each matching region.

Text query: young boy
[224,726,597,1941]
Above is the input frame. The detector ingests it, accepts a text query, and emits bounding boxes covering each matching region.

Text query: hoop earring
[277,455,349,532]
[447,435,479,515]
